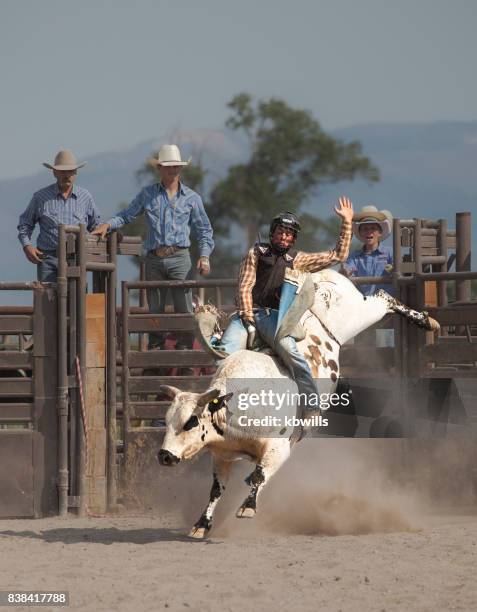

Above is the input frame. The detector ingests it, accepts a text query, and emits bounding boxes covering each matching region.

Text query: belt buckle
[155,246,173,258]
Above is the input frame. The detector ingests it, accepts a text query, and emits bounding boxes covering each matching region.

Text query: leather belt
[149,246,186,258]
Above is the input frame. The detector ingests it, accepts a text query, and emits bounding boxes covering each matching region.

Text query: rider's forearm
[294,219,353,272]
[236,248,258,321]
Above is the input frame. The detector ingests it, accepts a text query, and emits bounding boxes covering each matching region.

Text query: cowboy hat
[43,149,86,171]
[148,144,191,167]
[352,205,393,241]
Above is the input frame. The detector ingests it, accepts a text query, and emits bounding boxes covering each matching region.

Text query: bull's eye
[183,415,199,431]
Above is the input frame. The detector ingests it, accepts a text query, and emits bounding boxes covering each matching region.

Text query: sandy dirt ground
[1,440,477,612]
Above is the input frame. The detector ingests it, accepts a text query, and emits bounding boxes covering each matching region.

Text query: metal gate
[0,284,58,518]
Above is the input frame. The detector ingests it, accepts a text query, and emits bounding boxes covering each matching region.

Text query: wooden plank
[420,343,477,363]
[400,262,416,273]
[128,314,196,332]
[424,281,438,307]
[128,350,214,368]
[0,403,34,421]
[0,307,33,315]
[0,352,33,369]
[420,236,438,247]
[427,306,477,325]
[128,375,213,394]
[0,431,35,517]
[420,368,477,378]
[86,294,105,367]
[117,243,142,256]
[0,378,33,396]
[340,346,395,370]
[85,253,108,263]
[0,316,33,334]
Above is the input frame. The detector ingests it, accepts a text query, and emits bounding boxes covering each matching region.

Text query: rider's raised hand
[334,197,354,223]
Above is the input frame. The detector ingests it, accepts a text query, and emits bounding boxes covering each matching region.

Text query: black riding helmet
[269,211,301,241]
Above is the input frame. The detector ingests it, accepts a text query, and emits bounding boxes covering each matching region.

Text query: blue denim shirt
[107,182,214,257]
[17,183,100,250]
[344,244,395,296]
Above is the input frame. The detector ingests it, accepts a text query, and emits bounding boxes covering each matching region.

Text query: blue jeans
[37,253,58,283]
[218,309,318,411]
[145,249,193,349]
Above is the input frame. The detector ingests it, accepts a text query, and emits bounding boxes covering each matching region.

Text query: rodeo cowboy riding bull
[158,199,440,538]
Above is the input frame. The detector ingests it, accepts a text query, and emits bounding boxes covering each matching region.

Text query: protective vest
[252,244,296,310]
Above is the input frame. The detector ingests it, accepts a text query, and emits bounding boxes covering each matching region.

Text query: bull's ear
[197,388,221,407]
[208,392,234,414]
[159,385,181,400]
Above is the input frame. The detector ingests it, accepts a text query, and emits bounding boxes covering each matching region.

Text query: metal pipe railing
[107,231,118,511]
[77,224,87,516]
[57,225,69,517]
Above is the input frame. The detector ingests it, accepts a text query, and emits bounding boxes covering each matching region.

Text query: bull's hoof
[236,506,256,519]
[188,526,208,539]
[425,316,440,332]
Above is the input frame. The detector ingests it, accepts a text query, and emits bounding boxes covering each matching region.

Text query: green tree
[208,93,380,248]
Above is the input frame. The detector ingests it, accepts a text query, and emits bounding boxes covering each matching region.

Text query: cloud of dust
[213,439,423,538]
[124,434,477,537]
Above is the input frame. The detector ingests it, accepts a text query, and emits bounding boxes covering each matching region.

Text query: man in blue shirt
[93,144,214,349]
[17,149,101,282]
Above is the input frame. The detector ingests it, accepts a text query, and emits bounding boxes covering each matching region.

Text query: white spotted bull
[158,269,439,538]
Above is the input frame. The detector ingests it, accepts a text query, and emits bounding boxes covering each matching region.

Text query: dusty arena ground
[1,440,477,612]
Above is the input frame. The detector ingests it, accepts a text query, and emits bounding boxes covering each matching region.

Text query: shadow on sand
[0,527,217,545]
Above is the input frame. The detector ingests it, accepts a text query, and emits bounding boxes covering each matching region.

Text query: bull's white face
[158,387,227,466]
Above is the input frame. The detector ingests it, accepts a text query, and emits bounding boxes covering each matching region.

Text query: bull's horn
[159,385,181,399]
[197,388,221,407]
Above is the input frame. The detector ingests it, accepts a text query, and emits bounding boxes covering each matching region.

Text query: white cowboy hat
[352,205,393,241]
[148,144,191,167]
[43,149,86,171]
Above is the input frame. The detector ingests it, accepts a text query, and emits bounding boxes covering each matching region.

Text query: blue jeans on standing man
[37,251,58,283]
[145,249,194,349]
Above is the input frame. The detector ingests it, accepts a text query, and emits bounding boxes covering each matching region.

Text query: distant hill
[2,121,475,303]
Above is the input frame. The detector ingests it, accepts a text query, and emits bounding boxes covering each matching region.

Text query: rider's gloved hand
[241,316,257,350]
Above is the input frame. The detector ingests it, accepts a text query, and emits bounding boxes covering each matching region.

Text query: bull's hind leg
[189,458,231,539]
[375,290,440,331]
[236,442,290,519]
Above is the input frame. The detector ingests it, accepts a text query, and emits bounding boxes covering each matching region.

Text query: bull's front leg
[189,458,231,539]
[236,442,290,519]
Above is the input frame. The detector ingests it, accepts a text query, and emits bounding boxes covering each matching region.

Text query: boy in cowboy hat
[342,205,394,347]
[342,205,395,297]
[17,149,101,282]
[92,144,214,350]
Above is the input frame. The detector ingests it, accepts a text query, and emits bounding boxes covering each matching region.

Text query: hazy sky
[1,0,476,180]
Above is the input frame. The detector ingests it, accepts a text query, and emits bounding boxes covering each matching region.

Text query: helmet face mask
[269,212,300,253]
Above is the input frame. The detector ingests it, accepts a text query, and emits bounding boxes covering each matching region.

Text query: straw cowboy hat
[148,144,191,167]
[352,205,393,241]
[43,149,86,171]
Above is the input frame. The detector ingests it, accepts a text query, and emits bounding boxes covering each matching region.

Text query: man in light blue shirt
[93,144,214,349]
[17,149,101,282]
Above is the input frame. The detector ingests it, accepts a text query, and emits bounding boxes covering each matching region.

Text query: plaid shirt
[18,183,100,250]
[237,219,352,320]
